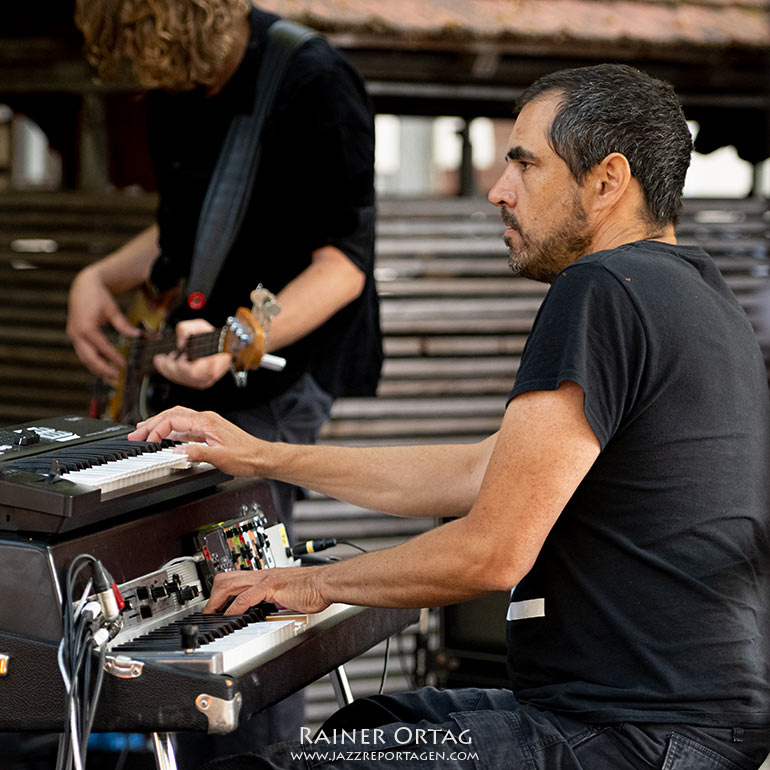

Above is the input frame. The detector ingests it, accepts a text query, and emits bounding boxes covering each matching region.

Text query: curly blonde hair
[74,0,251,91]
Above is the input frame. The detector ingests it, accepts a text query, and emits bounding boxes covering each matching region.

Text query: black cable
[80,643,108,763]
[57,554,117,770]
[290,539,368,557]
[58,554,96,770]
[378,636,391,694]
[336,540,368,553]
[395,627,417,691]
[299,554,338,565]
[113,739,129,770]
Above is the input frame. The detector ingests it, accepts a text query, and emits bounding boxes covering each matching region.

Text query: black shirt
[146,8,382,409]
[507,240,770,725]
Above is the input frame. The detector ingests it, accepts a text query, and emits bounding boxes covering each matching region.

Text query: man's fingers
[153,352,231,389]
[71,335,123,381]
[176,442,212,464]
[204,572,268,614]
[106,307,141,338]
[128,406,202,441]
[175,318,216,348]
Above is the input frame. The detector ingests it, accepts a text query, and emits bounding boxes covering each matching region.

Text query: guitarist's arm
[153,244,364,388]
[266,244,365,351]
[67,225,161,381]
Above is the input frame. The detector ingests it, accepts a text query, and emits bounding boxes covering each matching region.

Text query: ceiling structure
[2,0,769,162]
[260,0,770,161]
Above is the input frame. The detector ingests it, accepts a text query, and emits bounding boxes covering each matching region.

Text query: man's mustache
[501,211,520,230]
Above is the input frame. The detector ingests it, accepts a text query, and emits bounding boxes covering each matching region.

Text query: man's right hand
[66,266,140,382]
[128,406,265,478]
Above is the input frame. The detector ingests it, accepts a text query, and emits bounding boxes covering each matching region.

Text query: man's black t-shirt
[146,8,382,408]
[507,240,770,725]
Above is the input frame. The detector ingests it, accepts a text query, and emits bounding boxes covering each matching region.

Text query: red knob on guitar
[188,292,206,310]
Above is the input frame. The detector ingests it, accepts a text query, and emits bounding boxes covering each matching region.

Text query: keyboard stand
[152,732,178,770]
[149,665,356,769]
[330,664,355,707]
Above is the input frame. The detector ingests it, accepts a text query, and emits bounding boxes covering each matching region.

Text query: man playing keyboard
[131,64,770,770]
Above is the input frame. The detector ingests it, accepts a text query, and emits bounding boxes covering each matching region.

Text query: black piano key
[96,441,146,456]
[116,634,188,651]
[113,605,274,653]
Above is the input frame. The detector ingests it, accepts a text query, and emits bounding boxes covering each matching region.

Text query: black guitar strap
[185,19,317,311]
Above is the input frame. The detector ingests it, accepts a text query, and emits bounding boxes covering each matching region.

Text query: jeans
[176,373,334,766]
[204,687,770,770]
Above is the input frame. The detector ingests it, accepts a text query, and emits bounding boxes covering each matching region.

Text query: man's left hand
[205,565,331,616]
[153,319,231,389]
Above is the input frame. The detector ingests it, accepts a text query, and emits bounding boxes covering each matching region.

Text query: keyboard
[0,415,228,533]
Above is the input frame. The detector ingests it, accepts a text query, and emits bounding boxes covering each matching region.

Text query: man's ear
[589,152,632,212]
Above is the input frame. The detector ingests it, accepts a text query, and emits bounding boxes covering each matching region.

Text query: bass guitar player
[65,0,383,762]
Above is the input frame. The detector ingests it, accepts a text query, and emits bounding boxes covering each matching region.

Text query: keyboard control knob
[150,585,167,601]
[14,429,39,446]
[181,624,199,652]
[179,585,199,603]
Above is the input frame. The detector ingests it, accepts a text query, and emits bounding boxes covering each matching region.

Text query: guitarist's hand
[128,406,263,477]
[66,266,140,382]
[153,319,232,389]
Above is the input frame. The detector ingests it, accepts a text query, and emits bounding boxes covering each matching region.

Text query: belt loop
[732,726,744,743]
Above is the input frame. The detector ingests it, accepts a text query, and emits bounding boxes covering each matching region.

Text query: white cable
[57,638,71,694]
[129,554,202,588]
[58,638,84,770]
[69,700,83,770]
[72,579,94,620]
[160,554,203,570]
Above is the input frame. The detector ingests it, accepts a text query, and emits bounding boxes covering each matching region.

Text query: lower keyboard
[110,603,354,674]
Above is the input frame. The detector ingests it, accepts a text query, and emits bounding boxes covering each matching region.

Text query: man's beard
[503,193,592,283]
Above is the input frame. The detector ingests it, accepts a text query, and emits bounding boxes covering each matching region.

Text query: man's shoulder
[289,34,357,83]
[566,240,711,281]
[252,7,349,77]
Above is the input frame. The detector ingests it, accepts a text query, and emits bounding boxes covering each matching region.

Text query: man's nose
[488,170,514,209]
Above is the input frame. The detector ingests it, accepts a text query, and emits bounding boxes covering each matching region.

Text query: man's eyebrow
[506,146,537,163]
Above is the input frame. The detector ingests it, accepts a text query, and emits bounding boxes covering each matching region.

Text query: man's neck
[205,13,251,96]
[589,205,677,254]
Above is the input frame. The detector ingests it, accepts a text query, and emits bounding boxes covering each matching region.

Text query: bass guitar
[95,285,284,424]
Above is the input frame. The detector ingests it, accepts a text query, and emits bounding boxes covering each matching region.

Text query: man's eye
[518,160,531,171]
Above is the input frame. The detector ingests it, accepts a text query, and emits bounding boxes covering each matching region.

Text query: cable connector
[92,627,111,648]
[81,601,102,622]
[291,538,337,556]
[92,561,120,622]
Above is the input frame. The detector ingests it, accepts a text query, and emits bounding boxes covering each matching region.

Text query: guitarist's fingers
[154,352,231,389]
[105,306,141,339]
[71,331,125,382]
[175,318,216,348]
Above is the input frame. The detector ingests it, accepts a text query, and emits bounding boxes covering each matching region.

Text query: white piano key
[196,619,297,671]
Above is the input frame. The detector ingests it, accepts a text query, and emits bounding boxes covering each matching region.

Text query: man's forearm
[89,224,161,294]
[261,437,497,519]
[312,515,516,609]
[130,408,495,518]
[223,513,518,616]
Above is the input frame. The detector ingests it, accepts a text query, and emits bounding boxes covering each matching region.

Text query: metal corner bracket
[195,691,243,734]
[104,655,145,679]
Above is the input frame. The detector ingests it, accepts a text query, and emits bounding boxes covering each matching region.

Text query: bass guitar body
[92,282,182,425]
